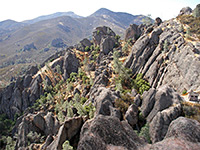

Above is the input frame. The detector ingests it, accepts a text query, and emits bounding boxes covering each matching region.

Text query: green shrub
[115,34,121,41]
[133,73,150,95]
[163,39,169,52]
[67,72,77,83]
[0,114,15,136]
[122,43,129,55]
[95,45,100,51]
[73,93,81,102]
[84,103,96,119]
[90,45,94,51]
[67,83,74,92]
[67,105,74,118]
[74,101,87,116]
[27,131,43,144]
[55,64,62,74]
[5,136,16,150]
[182,89,187,95]
[77,68,85,79]
[62,140,73,150]
[80,97,88,104]
[139,123,151,143]
[57,111,65,123]
[85,46,90,52]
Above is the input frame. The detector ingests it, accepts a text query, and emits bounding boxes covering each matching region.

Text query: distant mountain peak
[91,8,113,16]
[23,11,83,24]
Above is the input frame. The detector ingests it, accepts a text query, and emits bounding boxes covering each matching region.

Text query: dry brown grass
[182,101,200,122]
[177,15,200,40]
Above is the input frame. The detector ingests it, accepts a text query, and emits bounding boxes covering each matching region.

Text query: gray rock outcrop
[63,51,79,80]
[47,116,83,150]
[165,117,200,143]
[124,18,200,93]
[125,24,142,42]
[125,104,138,127]
[140,85,183,143]
[93,26,116,46]
[140,117,200,150]
[178,7,192,16]
[75,38,92,51]
[77,115,145,150]
[100,36,117,55]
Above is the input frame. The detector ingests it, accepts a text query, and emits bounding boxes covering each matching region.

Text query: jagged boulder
[141,117,200,150]
[29,75,43,105]
[41,135,54,150]
[149,104,182,143]
[178,7,192,16]
[15,112,60,149]
[0,83,14,117]
[155,17,162,26]
[26,66,38,76]
[134,94,142,107]
[16,114,43,148]
[125,104,138,127]
[146,85,182,122]
[23,75,32,88]
[124,27,163,74]
[89,87,119,116]
[125,24,141,42]
[140,85,183,143]
[47,116,83,150]
[75,38,92,51]
[140,138,200,150]
[165,117,200,143]
[44,112,60,136]
[77,115,145,150]
[141,88,156,118]
[33,113,46,131]
[93,26,116,46]
[63,51,79,80]
[100,36,117,55]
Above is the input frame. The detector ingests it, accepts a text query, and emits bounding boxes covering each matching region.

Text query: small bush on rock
[139,123,151,143]
[62,140,73,150]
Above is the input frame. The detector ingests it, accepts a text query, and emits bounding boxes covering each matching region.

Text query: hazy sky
[0,0,199,22]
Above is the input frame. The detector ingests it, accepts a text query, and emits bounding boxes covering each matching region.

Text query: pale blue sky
[0,0,199,22]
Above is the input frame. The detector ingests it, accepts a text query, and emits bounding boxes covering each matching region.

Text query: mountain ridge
[23,11,83,24]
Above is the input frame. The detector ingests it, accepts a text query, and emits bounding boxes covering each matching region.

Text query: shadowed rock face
[93,26,118,55]
[0,50,79,119]
[93,26,116,46]
[140,85,183,143]
[63,51,79,80]
[124,24,142,42]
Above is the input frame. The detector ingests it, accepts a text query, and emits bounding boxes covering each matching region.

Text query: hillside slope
[0,8,146,88]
